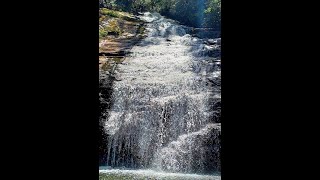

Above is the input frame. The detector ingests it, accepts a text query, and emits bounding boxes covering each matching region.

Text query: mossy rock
[99,8,136,21]
[99,29,108,38]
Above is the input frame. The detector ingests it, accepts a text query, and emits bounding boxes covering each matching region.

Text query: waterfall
[101,12,221,175]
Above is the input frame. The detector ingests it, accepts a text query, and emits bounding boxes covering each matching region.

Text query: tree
[99,0,221,29]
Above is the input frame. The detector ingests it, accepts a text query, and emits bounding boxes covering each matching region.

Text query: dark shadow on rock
[99,72,114,166]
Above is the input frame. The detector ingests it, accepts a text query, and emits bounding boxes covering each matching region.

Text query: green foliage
[100,0,118,9]
[100,0,221,29]
[99,29,108,38]
[204,0,221,28]
[99,18,122,39]
[205,0,221,12]
[100,8,123,18]
[100,8,138,21]
[106,19,122,35]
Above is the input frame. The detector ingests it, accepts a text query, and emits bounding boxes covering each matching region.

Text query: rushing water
[101,12,221,177]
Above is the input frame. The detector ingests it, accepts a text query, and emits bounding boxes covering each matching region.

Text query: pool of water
[99,169,221,180]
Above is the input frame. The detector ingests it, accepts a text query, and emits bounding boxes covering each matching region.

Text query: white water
[103,12,221,175]
[99,169,221,180]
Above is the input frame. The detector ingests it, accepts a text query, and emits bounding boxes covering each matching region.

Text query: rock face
[99,8,146,72]
[99,9,146,165]
[100,12,221,174]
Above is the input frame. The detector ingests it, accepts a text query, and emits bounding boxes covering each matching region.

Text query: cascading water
[100,12,221,178]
